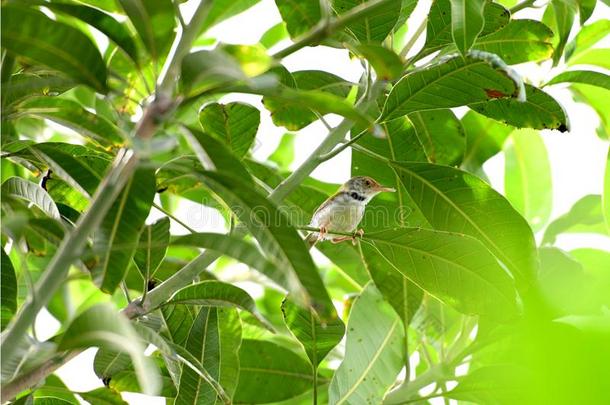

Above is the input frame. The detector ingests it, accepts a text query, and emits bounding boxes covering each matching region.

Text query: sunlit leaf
[460,110,513,172]
[570,84,610,139]
[334,0,403,42]
[565,19,610,62]
[268,132,296,169]
[450,0,485,56]
[260,22,289,49]
[199,102,260,157]
[547,70,610,91]
[2,177,61,220]
[133,217,170,280]
[568,48,610,69]
[274,0,320,38]
[79,387,128,405]
[542,194,608,244]
[352,44,404,80]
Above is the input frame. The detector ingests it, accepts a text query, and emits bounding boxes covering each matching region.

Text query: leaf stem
[399,17,428,59]
[317,128,368,163]
[152,202,197,234]
[509,0,537,13]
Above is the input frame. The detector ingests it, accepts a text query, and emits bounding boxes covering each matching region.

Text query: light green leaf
[381,56,516,122]
[565,19,610,62]
[117,0,175,61]
[32,375,78,404]
[79,388,128,405]
[447,364,527,404]
[605,148,610,232]
[2,177,61,220]
[91,167,155,294]
[14,97,125,146]
[504,129,553,231]
[260,22,289,49]
[199,102,260,157]
[549,0,576,65]
[1,249,17,331]
[329,283,404,405]
[133,217,170,280]
[391,162,537,284]
[352,44,404,81]
[164,280,273,331]
[1,5,107,93]
[450,0,485,56]
[460,110,513,172]
[176,307,242,405]
[570,84,610,139]
[274,0,320,38]
[234,339,314,403]
[334,0,403,42]
[568,48,610,69]
[94,349,132,380]
[547,70,610,91]
[281,297,345,367]
[58,303,161,395]
[268,132,296,169]
[469,84,569,132]
[361,229,517,319]
[200,0,261,31]
[542,194,608,244]
[180,49,247,97]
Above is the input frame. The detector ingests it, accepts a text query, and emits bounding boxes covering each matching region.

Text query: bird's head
[341,176,395,199]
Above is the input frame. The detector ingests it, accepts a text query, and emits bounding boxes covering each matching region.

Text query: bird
[305,176,395,247]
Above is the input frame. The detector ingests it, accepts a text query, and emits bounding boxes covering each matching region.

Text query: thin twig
[152,202,197,234]
[509,0,537,13]
[317,128,368,162]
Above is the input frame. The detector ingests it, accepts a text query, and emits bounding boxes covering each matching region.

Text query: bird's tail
[305,233,318,250]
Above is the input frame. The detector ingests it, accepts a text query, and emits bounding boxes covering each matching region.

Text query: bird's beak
[376,185,396,193]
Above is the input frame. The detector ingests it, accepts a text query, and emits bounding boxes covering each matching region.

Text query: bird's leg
[331,229,364,245]
[318,225,328,241]
[352,228,364,245]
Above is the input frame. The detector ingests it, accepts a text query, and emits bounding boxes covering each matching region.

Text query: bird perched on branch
[305,176,395,247]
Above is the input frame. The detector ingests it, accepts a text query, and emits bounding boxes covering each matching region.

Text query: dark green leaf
[334,0,403,42]
[91,167,155,293]
[549,0,576,65]
[547,70,610,91]
[504,129,553,231]
[1,249,17,331]
[329,283,404,404]
[352,44,404,80]
[281,297,345,367]
[79,388,128,405]
[542,195,608,244]
[180,49,248,97]
[460,110,513,172]
[2,177,61,220]
[274,0,320,38]
[94,349,132,379]
[391,162,537,284]
[382,56,516,122]
[1,5,107,93]
[14,97,125,146]
[58,303,161,395]
[234,339,314,403]
[469,84,569,132]
[407,110,465,165]
[159,304,194,347]
[118,0,175,60]
[176,307,241,405]
[1,73,75,112]
[450,0,485,55]
[133,217,170,280]
[199,102,260,157]
[165,280,273,331]
[32,375,77,404]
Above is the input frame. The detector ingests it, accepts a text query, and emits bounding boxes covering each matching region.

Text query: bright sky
[33,1,610,403]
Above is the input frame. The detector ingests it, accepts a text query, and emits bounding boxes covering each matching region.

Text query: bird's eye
[365,180,371,186]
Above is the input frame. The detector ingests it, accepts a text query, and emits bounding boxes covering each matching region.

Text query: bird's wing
[311,191,344,222]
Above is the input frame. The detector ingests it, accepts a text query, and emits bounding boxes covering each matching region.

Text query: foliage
[1,0,609,404]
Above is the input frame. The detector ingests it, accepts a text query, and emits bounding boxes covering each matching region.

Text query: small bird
[305,176,395,247]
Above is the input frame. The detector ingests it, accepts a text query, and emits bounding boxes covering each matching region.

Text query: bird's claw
[351,228,364,245]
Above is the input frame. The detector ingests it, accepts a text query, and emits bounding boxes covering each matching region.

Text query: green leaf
[133,217,170,280]
[58,303,161,395]
[334,0,403,42]
[79,388,128,405]
[381,56,516,122]
[361,228,517,319]
[94,349,132,379]
[32,375,78,404]
[407,110,465,165]
[577,0,596,24]
[504,129,553,231]
[268,132,296,169]
[391,162,537,284]
[1,5,108,93]
[605,148,610,232]
[542,194,608,244]
[1,73,75,112]
[447,364,527,404]
[260,22,289,49]
[565,19,610,62]
[329,283,404,405]
[450,0,485,56]
[176,307,242,405]
[547,70,610,91]
[460,110,513,172]
[281,297,345,367]
[41,2,139,65]
[549,0,576,65]
[274,0,320,38]
[2,177,61,220]
[571,84,610,139]
[14,97,125,146]
[197,170,335,319]
[568,48,610,69]
[352,44,404,81]
[1,249,17,331]
[91,167,155,293]
[180,49,248,97]
[164,280,273,331]
[472,20,554,64]
[234,339,314,403]
[200,0,261,31]
[469,84,569,132]
[172,233,286,290]
[117,0,175,61]
[159,304,195,347]
[199,102,260,157]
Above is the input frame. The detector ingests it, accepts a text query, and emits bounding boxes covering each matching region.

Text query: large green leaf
[281,297,345,367]
[2,177,61,220]
[605,148,610,232]
[200,0,260,32]
[571,84,610,139]
[199,102,260,158]
[460,110,513,172]
[159,304,195,347]
[117,0,175,61]
[58,303,161,395]
[547,70,610,91]
[472,20,554,64]
[197,170,335,319]
[180,49,248,98]
[504,129,553,232]
[78,388,128,405]
[164,280,273,331]
[14,97,125,146]
[333,0,403,42]
[133,217,170,280]
[94,349,132,380]
[1,73,75,112]
[329,283,404,405]
[91,167,155,293]
[391,162,537,284]
[469,84,569,132]
[565,19,610,62]
[351,44,404,81]
[450,0,485,56]
[542,195,608,245]
[1,5,107,93]
[568,48,610,69]
[234,339,314,403]
[361,228,517,319]
[548,0,576,65]
[176,307,242,405]
[274,0,320,38]
[381,56,516,122]
[1,249,17,331]
[407,110,465,165]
